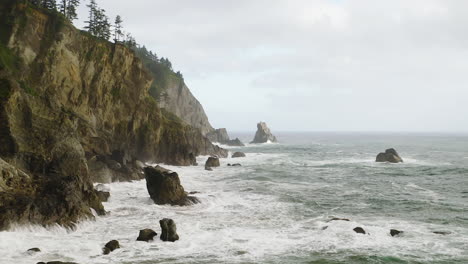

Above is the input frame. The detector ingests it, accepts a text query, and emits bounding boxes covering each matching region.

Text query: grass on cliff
[0,44,18,72]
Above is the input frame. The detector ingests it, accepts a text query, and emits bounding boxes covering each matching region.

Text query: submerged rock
[205,157,220,168]
[232,152,246,158]
[376,148,403,163]
[160,218,179,242]
[251,122,277,143]
[204,166,213,171]
[136,229,157,242]
[102,240,120,255]
[27,248,41,254]
[353,227,366,234]
[390,229,403,237]
[329,217,350,222]
[433,231,451,235]
[144,166,199,206]
[227,163,242,167]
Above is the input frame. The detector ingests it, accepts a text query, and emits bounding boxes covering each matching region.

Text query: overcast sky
[78,0,468,132]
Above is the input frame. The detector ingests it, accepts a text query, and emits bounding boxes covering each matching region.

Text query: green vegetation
[0,44,19,73]
[19,80,36,96]
[0,79,12,100]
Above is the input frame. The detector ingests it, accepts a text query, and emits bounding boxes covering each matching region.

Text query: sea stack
[376,148,403,163]
[251,122,277,143]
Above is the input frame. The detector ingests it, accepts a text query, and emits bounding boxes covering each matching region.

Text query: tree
[84,0,98,35]
[59,0,80,21]
[113,15,124,43]
[85,0,110,40]
[41,0,57,10]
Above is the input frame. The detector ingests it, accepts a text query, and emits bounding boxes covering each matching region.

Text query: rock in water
[96,191,110,202]
[353,227,366,234]
[205,157,220,168]
[232,152,246,158]
[206,129,245,146]
[102,240,120,255]
[27,248,41,254]
[251,122,277,143]
[225,138,245,147]
[136,229,157,242]
[376,148,403,163]
[160,218,179,242]
[144,166,199,206]
[390,229,403,237]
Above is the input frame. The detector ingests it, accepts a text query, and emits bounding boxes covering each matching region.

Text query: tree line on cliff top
[26,0,184,101]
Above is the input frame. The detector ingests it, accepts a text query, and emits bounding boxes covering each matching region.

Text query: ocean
[1,132,467,264]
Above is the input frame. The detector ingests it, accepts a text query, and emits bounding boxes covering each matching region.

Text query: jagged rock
[102,240,120,255]
[160,218,179,242]
[136,229,157,242]
[96,191,110,202]
[390,229,403,237]
[232,152,246,158]
[353,227,366,234]
[205,157,220,168]
[376,148,403,163]
[227,163,242,167]
[251,122,277,143]
[144,166,199,206]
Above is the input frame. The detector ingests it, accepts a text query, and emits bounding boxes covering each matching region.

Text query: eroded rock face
[144,166,199,206]
[205,157,220,168]
[376,148,403,163]
[251,122,277,143]
[160,218,179,242]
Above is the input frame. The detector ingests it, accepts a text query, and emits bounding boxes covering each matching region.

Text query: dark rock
[189,191,200,194]
[205,157,220,168]
[96,191,110,202]
[251,122,277,143]
[227,163,242,167]
[37,262,78,264]
[390,229,403,237]
[376,148,403,163]
[105,159,122,170]
[232,152,246,158]
[102,240,120,255]
[353,227,366,234]
[207,128,230,143]
[329,217,350,222]
[433,231,451,235]
[160,218,179,242]
[27,248,41,253]
[144,166,199,206]
[225,138,245,147]
[204,166,213,171]
[322,226,329,230]
[136,229,157,242]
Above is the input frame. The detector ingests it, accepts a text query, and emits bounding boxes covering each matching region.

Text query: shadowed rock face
[251,122,277,143]
[136,229,157,242]
[0,2,224,229]
[205,157,220,168]
[207,128,245,147]
[144,166,199,206]
[160,218,179,242]
[376,148,403,163]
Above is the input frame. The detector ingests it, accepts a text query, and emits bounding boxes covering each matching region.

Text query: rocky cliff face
[251,122,277,143]
[0,1,226,230]
[159,77,214,136]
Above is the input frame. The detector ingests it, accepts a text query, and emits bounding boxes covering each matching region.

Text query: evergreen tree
[59,0,80,21]
[113,15,124,43]
[84,0,98,35]
[42,0,57,10]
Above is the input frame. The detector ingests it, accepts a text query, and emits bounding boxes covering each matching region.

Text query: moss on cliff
[0,44,19,73]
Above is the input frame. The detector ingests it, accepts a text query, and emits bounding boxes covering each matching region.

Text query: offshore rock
[205,157,220,168]
[232,152,246,158]
[144,166,199,206]
[160,218,179,242]
[207,129,245,146]
[251,122,277,143]
[225,138,245,147]
[390,229,403,237]
[96,191,110,202]
[136,229,157,242]
[376,148,403,163]
[102,240,120,255]
[0,2,225,229]
[353,227,366,234]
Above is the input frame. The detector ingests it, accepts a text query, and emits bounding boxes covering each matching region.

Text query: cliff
[159,77,214,136]
[0,1,226,230]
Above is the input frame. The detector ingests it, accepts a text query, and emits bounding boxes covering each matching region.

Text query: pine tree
[42,0,57,10]
[84,0,98,35]
[59,0,80,21]
[113,15,124,43]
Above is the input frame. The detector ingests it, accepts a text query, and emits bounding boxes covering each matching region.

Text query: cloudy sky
[78,0,468,132]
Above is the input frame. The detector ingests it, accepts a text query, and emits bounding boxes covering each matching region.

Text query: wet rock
[433,231,451,235]
[37,262,78,264]
[251,122,277,143]
[322,226,329,230]
[225,138,245,147]
[27,248,41,253]
[136,229,157,242]
[160,218,179,242]
[353,227,366,234]
[105,159,122,170]
[227,163,242,167]
[205,157,220,168]
[144,166,199,206]
[96,191,110,202]
[390,229,403,237]
[102,240,120,255]
[329,217,350,222]
[232,152,246,158]
[204,166,213,171]
[376,148,403,163]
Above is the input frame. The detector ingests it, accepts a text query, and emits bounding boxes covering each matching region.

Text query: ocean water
[1,132,467,264]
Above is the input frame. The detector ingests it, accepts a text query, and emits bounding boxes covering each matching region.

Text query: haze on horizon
[78,0,468,133]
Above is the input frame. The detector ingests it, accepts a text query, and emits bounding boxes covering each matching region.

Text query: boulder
[27,248,41,253]
[96,191,110,202]
[160,218,179,242]
[376,148,403,163]
[390,229,403,237]
[250,122,277,143]
[227,163,242,167]
[232,152,246,158]
[353,227,366,234]
[102,240,120,255]
[144,166,199,206]
[136,229,157,242]
[205,157,220,168]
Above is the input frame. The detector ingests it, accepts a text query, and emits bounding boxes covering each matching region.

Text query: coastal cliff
[0,1,226,230]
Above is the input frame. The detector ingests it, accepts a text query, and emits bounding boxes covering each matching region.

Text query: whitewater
[1,132,467,263]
